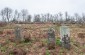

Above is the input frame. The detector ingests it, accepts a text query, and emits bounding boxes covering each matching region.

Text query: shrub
[0,31,3,35]
[0,22,7,27]
[78,33,85,38]
[22,33,32,43]
[56,38,61,46]
[46,50,50,55]
[9,48,26,55]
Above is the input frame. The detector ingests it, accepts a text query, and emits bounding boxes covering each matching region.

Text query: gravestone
[14,26,23,42]
[47,28,56,49]
[60,26,70,49]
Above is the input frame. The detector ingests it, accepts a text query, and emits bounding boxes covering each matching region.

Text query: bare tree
[0,9,6,22]
[12,10,18,23]
[46,13,51,22]
[58,12,63,23]
[53,14,58,23]
[40,14,48,23]
[43,14,47,22]
[34,14,41,22]
[4,7,12,22]
[82,13,85,24]
[40,14,44,22]
[21,9,28,22]
[14,10,18,19]
[26,15,32,22]
[65,12,68,22]
[74,13,80,24]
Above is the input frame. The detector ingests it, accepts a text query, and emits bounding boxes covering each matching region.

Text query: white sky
[0,0,85,15]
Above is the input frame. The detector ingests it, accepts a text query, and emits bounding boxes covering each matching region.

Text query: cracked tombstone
[14,26,24,43]
[47,28,56,50]
[60,26,70,50]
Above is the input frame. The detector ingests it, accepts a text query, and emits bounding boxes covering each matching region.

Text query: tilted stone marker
[60,26,70,49]
[14,26,24,42]
[47,28,56,49]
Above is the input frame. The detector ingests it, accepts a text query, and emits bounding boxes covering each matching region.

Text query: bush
[0,31,3,35]
[0,22,7,27]
[46,50,50,55]
[23,34,31,43]
[9,48,26,55]
[56,38,61,46]
[78,33,85,38]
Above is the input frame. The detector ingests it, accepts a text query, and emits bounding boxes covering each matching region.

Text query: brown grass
[0,24,85,55]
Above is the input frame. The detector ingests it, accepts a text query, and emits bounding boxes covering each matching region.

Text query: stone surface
[14,26,23,42]
[60,26,70,49]
[62,34,70,49]
[47,28,56,49]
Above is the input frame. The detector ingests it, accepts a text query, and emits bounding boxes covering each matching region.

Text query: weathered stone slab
[60,26,70,39]
[47,28,56,49]
[60,26,70,49]
[14,26,24,42]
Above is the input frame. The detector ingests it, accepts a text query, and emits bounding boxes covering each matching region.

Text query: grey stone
[60,26,70,49]
[14,26,23,42]
[62,34,70,49]
[47,28,56,49]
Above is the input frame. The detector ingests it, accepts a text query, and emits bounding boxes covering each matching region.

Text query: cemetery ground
[0,23,85,55]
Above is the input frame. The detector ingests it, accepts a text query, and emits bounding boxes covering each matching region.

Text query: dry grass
[0,24,85,55]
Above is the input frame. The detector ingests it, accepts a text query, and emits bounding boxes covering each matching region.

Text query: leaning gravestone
[60,26,70,49]
[14,25,24,43]
[47,28,56,49]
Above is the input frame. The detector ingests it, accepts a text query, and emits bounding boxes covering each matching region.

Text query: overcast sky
[0,0,85,15]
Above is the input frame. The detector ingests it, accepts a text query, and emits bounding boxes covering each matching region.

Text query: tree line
[0,7,85,24]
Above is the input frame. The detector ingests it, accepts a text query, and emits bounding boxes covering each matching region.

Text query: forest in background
[0,7,85,25]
